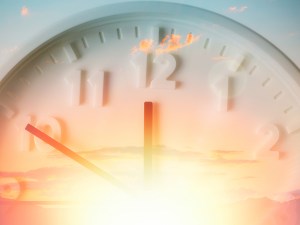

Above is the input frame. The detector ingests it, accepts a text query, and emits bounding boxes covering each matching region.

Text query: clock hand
[25,124,132,194]
[144,101,153,187]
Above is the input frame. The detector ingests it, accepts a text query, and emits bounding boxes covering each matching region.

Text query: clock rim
[0,1,299,96]
[0,1,299,208]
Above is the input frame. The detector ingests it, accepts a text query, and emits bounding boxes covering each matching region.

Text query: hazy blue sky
[0,0,299,72]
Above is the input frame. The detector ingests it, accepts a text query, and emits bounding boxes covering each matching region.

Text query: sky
[0,0,300,76]
[0,1,300,224]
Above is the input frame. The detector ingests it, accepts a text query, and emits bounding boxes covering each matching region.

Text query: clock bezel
[1,1,299,99]
[0,0,300,205]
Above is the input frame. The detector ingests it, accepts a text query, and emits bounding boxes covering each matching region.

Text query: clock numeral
[211,74,229,112]
[0,177,24,200]
[131,52,177,89]
[65,70,105,107]
[66,70,82,106]
[131,52,147,88]
[209,57,248,112]
[0,177,26,206]
[150,53,176,89]
[87,71,105,107]
[209,62,231,112]
[19,116,61,152]
[252,123,280,160]
[34,117,62,152]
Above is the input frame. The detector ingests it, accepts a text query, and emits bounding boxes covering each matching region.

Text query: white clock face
[0,2,300,225]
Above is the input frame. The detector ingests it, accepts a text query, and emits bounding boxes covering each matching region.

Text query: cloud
[21,6,29,16]
[228,5,248,13]
[270,190,300,203]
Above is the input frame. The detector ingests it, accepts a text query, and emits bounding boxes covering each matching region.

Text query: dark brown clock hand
[25,124,132,194]
[144,101,153,187]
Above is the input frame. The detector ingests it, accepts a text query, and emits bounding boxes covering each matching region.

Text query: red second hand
[144,101,153,187]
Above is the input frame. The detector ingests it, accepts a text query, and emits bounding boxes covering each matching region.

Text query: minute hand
[25,124,131,193]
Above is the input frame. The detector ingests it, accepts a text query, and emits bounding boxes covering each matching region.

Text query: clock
[1,2,300,225]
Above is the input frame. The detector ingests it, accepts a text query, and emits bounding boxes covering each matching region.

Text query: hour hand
[25,124,131,193]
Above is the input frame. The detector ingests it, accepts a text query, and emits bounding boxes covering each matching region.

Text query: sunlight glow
[84,190,208,225]
[21,6,29,16]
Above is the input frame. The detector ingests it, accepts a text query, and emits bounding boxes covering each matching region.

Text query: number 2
[252,123,280,160]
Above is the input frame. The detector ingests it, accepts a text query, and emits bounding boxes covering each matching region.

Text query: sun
[82,189,209,225]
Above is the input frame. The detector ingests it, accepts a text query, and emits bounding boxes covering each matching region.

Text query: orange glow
[132,33,200,54]
[21,6,29,16]
[132,39,153,53]
[157,33,200,53]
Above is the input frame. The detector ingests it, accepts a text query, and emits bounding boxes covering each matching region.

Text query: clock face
[1,2,300,225]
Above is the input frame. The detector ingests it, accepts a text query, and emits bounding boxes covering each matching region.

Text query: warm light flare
[132,39,153,53]
[83,190,211,225]
[21,6,29,16]
[80,187,273,225]
[132,33,200,54]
